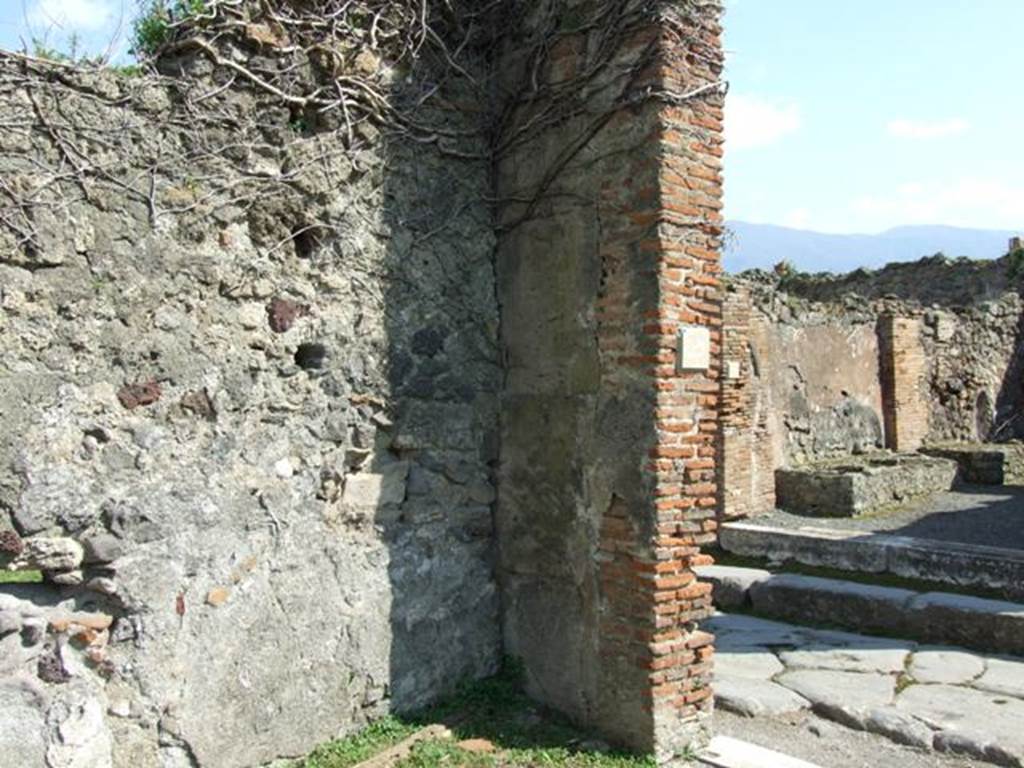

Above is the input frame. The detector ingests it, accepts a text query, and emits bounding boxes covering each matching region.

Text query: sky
[724,0,1024,234]
[0,0,133,62]
[2,0,1023,236]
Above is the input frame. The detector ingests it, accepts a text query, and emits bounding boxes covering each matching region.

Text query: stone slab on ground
[908,648,986,685]
[777,641,913,675]
[700,735,823,768]
[863,707,935,751]
[715,677,810,718]
[715,650,785,680]
[774,670,896,729]
[704,614,806,650]
[973,656,1024,698]
[896,684,1024,765]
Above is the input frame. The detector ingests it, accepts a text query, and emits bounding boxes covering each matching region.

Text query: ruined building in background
[719,253,1024,520]
[0,1,725,765]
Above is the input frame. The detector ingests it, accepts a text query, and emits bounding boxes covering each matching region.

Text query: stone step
[720,520,1024,600]
[698,564,1024,656]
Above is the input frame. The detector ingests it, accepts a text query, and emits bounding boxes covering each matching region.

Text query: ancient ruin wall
[495,1,724,757]
[0,56,501,768]
[720,256,1024,517]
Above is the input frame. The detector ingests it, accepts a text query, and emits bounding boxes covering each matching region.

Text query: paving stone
[863,707,935,750]
[704,613,805,650]
[933,730,1020,767]
[716,650,785,680]
[775,670,896,729]
[714,677,811,718]
[696,565,771,610]
[908,647,985,684]
[897,684,1024,764]
[972,656,1024,698]
[778,644,912,674]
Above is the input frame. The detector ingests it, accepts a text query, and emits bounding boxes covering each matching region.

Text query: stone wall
[720,255,1024,517]
[495,1,724,758]
[0,2,728,764]
[0,55,501,768]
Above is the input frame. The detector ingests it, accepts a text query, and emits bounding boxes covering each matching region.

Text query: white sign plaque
[676,326,711,373]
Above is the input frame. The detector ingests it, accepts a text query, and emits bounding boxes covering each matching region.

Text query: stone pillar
[495,1,724,759]
[879,315,930,451]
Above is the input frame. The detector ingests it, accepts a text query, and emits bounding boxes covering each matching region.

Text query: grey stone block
[749,573,916,636]
[719,522,889,573]
[776,669,896,730]
[775,454,957,517]
[695,564,771,610]
[909,648,985,684]
[864,707,935,750]
[897,684,1024,765]
[714,676,810,718]
[907,592,1024,655]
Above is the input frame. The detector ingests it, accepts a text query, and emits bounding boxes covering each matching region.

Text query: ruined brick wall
[720,256,1024,517]
[718,286,775,519]
[495,0,723,758]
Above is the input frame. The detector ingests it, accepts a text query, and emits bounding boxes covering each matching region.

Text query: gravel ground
[713,710,982,768]
[752,485,1024,550]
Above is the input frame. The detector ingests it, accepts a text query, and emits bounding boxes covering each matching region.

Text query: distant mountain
[725,222,1020,274]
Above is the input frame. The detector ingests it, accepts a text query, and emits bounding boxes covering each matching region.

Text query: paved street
[709,613,1024,765]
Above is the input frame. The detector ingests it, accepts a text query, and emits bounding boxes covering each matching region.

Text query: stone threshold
[720,521,1024,600]
[698,564,1024,656]
[698,736,822,768]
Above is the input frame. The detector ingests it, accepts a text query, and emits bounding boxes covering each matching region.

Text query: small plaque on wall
[676,326,711,373]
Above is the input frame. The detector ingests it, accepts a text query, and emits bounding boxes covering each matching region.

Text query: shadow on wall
[376,59,503,715]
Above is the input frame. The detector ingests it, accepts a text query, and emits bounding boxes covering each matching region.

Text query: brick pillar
[879,315,929,451]
[495,1,723,761]
[718,286,776,519]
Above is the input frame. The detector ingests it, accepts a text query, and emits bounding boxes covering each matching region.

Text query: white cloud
[886,118,970,140]
[726,93,801,151]
[28,0,122,34]
[851,178,1024,230]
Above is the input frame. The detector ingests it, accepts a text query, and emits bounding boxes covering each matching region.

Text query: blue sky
[0,0,133,61]
[724,0,1024,234]
[2,0,1023,237]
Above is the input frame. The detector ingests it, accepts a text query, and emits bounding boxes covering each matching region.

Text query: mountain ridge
[725,221,1021,274]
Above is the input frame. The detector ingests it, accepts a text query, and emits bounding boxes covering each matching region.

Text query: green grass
[0,570,42,584]
[294,662,661,768]
[299,717,419,768]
